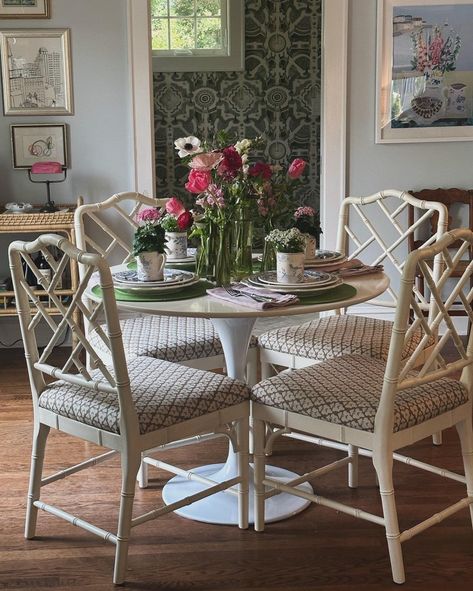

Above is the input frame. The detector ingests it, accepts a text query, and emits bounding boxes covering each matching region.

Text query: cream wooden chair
[258,190,448,375]
[74,192,257,486]
[252,228,473,584]
[9,234,250,585]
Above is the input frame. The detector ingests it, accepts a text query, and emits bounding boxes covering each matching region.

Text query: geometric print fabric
[39,356,250,435]
[251,355,468,433]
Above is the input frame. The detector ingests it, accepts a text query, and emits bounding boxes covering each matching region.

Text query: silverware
[224,285,276,303]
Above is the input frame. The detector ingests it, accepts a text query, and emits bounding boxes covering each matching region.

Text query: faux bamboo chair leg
[432,432,443,446]
[236,418,250,530]
[25,423,50,539]
[253,418,266,532]
[261,361,276,380]
[137,454,148,489]
[372,451,405,584]
[456,418,473,526]
[246,349,259,387]
[113,451,141,585]
[348,444,359,489]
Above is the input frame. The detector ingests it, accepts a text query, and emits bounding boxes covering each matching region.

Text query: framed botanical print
[0,28,73,115]
[377,0,473,142]
[10,123,68,169]
[0,1,50,19]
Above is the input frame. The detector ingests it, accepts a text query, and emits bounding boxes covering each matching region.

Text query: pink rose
[165,196,186,216]
[189,152,223,171]
[249,161,272,180]
[136,207,160,223]
[185,169,212,194]
[177,210,193,231]
[288,158,307,180]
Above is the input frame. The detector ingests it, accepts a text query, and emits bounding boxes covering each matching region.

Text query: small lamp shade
[31,161,63,174]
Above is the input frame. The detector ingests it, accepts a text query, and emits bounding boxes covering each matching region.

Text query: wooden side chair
[9,233,250,585]
[258,190,448,379]
[252,228,473,584]
[74,192,257,487]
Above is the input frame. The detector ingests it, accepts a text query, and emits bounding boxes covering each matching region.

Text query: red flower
[218,146,243,179]
[185,169,212,194]
[177,210,193,231]
[288,158,307,179]
[249,161,272,180]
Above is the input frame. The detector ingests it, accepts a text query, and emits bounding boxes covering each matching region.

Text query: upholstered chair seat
[39,356,250,435]
[252,355,468,433]
[258,315,433,364]
[89,315,257,363]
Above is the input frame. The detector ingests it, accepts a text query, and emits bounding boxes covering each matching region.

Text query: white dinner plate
[113,269,196,288]
[256,270,337,288]
[243,276,343,294]
[115,275,201,293]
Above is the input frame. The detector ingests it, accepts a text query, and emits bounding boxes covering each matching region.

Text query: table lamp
[28,162,67,213]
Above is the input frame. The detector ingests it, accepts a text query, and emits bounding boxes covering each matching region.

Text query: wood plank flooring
[1,349,473,590]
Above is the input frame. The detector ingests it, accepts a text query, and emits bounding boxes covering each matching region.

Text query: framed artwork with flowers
[377,0,473,142]
[0,0,50,19]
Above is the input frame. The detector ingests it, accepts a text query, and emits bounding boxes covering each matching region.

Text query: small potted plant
[133,207,167,281]
[265,228,306,284]
[160,197,194,260]
[293,206,322,261]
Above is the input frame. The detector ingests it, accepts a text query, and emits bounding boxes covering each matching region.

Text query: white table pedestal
[162,317,312,525]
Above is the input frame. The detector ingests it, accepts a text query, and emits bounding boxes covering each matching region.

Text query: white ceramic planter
[276,251,305,284]
[136,251,166,281]
[165,232,188,260]
[304,234,316,260]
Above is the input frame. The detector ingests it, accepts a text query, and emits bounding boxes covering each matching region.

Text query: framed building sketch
[0,1,50,19]
[377,0,473,143]
[10,123,67,168]
[0,28,73,115]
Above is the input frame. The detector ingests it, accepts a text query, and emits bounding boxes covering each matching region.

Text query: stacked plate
[242,270,342,294]
[112,269,199,293]
[305,250,346,267]
[166,248,196,266]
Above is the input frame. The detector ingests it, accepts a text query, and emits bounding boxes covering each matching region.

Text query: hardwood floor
[1,348,472,591]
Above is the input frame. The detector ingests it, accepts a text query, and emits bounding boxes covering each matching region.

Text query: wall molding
[321,0,349,250]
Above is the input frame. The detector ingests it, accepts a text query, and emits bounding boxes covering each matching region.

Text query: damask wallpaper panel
[153,0,322,209]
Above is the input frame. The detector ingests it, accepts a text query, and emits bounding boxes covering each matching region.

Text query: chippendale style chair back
[252,228,473,584]
[9,234,250,584]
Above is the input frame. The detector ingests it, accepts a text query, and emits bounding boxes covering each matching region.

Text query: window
[151,0,244,72]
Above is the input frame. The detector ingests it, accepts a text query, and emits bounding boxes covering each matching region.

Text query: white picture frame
[377,0,473,143]
[0,0,50,19]
[10,123,68,169]
[0,28,73,116]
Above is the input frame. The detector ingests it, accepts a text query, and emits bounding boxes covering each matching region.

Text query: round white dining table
[87,269,389,525]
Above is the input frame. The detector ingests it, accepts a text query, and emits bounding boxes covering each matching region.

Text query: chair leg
[253,418,266,532]
[246,349,258,387]
[25,422,50,539]
[348,444,359,489]
[113,451,141,585]
[236,418,249,530]
[261,360,277,380]
[456,418,473,527]
[373,450,405,584]
[432,431,443,446]
[137,455,148,489]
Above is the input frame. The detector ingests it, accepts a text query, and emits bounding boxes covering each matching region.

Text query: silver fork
[224,285,275,303]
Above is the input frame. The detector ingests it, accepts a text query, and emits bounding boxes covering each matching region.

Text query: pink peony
[294,206,316,219]
[165,196,186,216]
[137,207,160,223]
[218,146,243,179]
[177,210,193,231]
[288,158,307,179]
[249,161,272,180]
[185,169,212,194]
[189,152,223,171]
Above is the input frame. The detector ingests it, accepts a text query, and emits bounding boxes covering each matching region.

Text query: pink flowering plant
[159,197,194,233]
[133,207,166,255]
[293,206,322,240]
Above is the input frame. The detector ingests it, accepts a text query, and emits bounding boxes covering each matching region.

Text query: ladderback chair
[252,228,473,584]
[9,234,250,585]
[258,190,448,375]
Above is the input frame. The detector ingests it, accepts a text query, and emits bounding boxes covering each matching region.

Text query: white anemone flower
[174,136,203,158]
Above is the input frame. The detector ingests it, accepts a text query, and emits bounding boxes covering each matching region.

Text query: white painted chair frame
[253,228,473,584]
[9,234,249,585]
[74,191,257,486]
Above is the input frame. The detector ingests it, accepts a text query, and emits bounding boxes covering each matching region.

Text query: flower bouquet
[159,197,193,260]
[265,228,306,284]
[133,207,166,281]
[293,206,322,260]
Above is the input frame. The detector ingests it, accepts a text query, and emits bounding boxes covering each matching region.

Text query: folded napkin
[207,283,299,310]
[306,258,383,276]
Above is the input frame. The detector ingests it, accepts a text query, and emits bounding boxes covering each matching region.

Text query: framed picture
[0,28,73,115]
[377,0,473,143]
[0,1,50,19]
[10,123,68,168]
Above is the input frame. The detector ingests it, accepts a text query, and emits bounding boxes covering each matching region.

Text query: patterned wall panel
[153,0,322,209]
